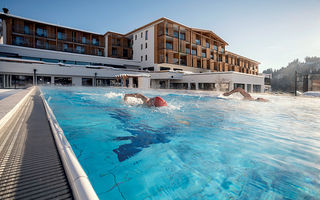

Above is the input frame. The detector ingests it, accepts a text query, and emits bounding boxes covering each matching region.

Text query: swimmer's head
[148,96,168,107]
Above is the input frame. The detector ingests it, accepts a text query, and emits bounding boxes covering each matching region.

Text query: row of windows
[135,30,148,41]
[20,25,100,45]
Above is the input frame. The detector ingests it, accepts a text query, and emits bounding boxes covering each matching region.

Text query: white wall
[138,77,150,89]
[132,26,154,69]
[0,44,140,67]
[72,77,82,86]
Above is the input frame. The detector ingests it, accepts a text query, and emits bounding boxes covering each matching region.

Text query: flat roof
[0,12,103,36]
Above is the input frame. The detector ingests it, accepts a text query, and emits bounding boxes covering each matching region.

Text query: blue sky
[2,0,320,71]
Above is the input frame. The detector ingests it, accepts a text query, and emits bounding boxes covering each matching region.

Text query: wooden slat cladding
[180,40,186,53]
[152,18,259,74]
[173,38,178,52]
[167,23,173,36]
[106,33,133,59]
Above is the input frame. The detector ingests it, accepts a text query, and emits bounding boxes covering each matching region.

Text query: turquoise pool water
[41,86,320,200]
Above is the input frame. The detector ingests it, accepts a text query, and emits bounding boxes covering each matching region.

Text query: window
[220,47,225,53]
[112,47,117,56]
[141,56,143,61]
[166,42,173,50]
[213,45,218,50]
[145,30,148,40]
[82,37,86,44]
[57,32,65,40]
[36,28,47,37]
[206,42,210,48]
[24,25,30,34]
[123,49,128,57]
[192,49,197,55]
[202,52,206,58]
[63,44,68,51]
[135,35,137,40]
[141,32,143,38]
[145,43,147,49]
[173,31,179,38]
[92,38,99,46]
[186,48,190,54]
[180,33,185,40]
[165,28,168,35]
[195,39,201,45]
[76,46,84,53]
[141,44,143,50]
[145,55,147,61]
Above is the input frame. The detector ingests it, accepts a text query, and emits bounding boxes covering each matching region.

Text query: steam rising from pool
[41,86,320,200]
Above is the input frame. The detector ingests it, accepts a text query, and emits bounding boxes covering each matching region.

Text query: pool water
[41,86,320,200]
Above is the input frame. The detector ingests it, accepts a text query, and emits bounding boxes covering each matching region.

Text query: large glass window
[166,42,173,50]
[82,37,86,44]
[173,31,179,38]
[76,45,84,53]
[36,28,47,37]
[13,36,24,45]
[57,32,65,40]
[92,38,99,46]
[24,25,30,34]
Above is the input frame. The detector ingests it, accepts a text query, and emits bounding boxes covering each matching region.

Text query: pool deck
[0,87,74,199]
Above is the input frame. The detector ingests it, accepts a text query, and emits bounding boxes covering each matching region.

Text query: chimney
[2,8,9,14]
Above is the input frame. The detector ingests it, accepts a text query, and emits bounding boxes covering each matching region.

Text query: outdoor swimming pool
[41,86,320,200]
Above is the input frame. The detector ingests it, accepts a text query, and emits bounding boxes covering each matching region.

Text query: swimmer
[124,93,168,107]
[223,87,268,102]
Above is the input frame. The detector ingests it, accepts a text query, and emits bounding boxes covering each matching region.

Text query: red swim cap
[153,96,168,107]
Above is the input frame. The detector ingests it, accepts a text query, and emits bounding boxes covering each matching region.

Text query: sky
[1,0,320,72]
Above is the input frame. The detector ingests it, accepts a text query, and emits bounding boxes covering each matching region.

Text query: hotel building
[0,10,265,92]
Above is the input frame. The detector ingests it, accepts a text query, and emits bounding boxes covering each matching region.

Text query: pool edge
[40,88,99,200]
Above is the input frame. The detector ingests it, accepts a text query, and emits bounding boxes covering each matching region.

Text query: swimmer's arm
[124,93,149,103]
[223,87,253,99]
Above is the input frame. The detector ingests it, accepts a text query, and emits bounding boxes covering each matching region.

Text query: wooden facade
[105,32,133,59]
[153,18,259,75]
[1,15,105,56]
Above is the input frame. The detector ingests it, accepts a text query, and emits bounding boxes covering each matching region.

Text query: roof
[104,17,229,45]
[0,12,103,36]
[226,51,260,64]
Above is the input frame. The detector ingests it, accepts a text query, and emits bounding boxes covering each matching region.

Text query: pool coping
[40,89,99,200]
[0,87,35,130]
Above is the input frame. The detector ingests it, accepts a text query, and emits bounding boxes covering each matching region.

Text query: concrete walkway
[0,88,74,199]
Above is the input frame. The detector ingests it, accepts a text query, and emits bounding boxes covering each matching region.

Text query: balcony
[166,43,173,50]
[12,26,34,35]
